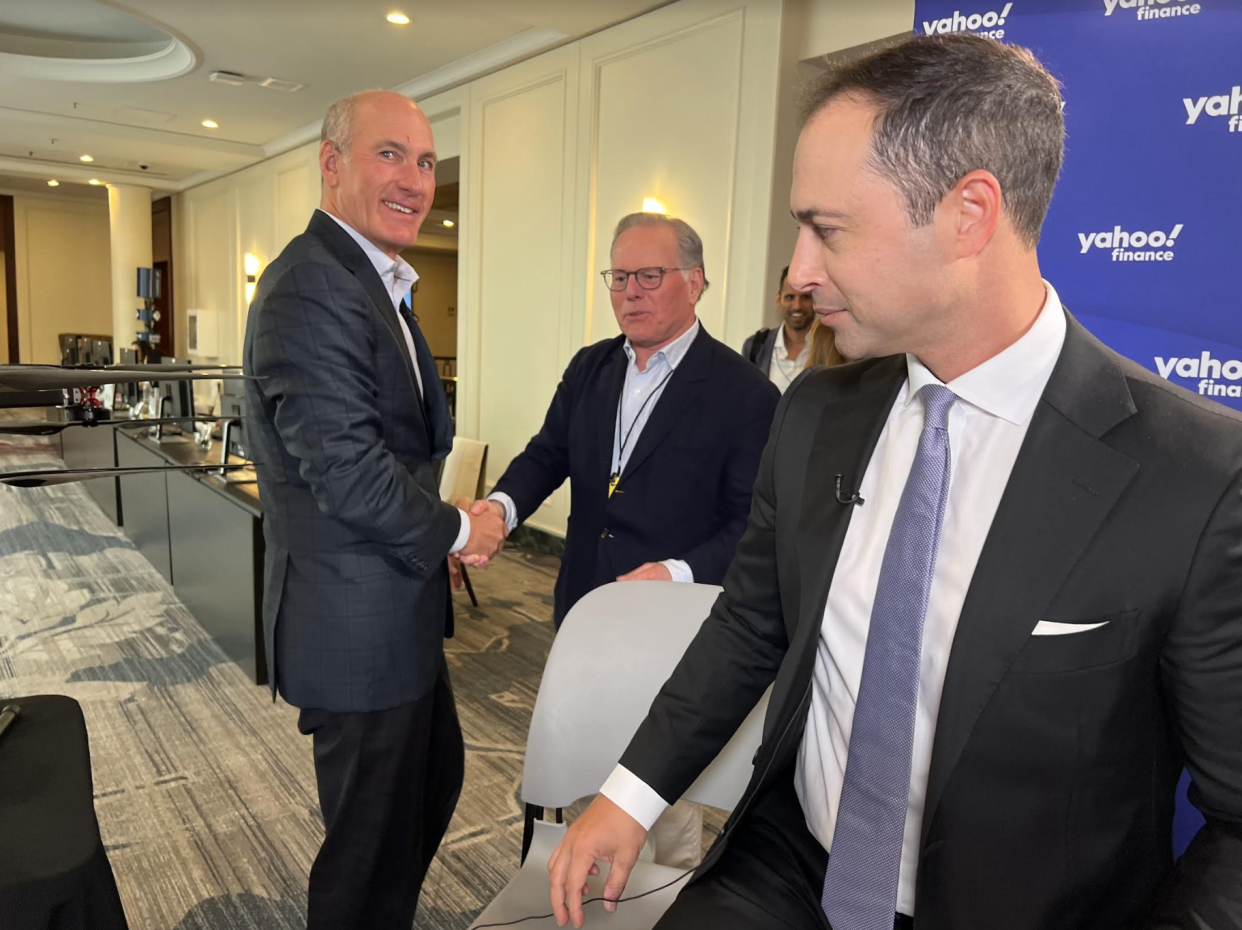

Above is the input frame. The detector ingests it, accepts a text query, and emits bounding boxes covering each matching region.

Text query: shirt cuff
[599,765,669,832]
[661,559,694,584]
[487,492,519,533]
[449,508,471,555]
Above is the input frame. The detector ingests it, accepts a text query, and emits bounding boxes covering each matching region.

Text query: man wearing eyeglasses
[462,212,778,862]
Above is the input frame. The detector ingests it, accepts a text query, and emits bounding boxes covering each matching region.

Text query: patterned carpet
[0,431,559,929]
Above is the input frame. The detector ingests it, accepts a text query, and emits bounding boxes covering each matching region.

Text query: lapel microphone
[835,474,864,506]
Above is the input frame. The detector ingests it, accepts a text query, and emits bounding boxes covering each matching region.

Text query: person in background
[743,265,814,393]
[463,212,779,867]
[806,318,847,368]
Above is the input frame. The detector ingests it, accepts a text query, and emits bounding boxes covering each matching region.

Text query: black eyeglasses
[600,266,692,291]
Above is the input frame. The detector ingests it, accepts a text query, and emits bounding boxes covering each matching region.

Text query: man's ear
[689,268,706,304]
[319,139,342,189]
[945,168,1003,259]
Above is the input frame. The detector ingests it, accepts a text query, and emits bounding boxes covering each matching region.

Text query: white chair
[440,436,488,606]
[468,580,771,929]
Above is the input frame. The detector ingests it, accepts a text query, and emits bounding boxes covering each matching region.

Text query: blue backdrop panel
[912,0,1233,859]
[912,0,1241,411]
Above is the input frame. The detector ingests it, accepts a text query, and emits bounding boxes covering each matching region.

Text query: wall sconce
[244,252,260,305]
[641,197,667,215]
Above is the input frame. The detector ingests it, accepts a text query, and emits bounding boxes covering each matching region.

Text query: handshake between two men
[450,498,508,589]
[449,497,678,590]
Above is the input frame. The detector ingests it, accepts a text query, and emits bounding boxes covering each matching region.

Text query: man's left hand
[617,562,672,582]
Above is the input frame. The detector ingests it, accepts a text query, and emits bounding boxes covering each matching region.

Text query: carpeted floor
[0,431,560,929]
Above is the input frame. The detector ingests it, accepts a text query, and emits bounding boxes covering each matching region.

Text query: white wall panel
[461,48,579,535]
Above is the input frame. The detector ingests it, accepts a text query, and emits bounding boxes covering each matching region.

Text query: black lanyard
[608,366,675,497]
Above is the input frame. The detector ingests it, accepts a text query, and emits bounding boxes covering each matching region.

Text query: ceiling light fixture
[386,12,411,25]
[79,154,94,162]
[441,219,455,228]
[47,179,59,187]
[201,119,219,129]
[88,178,102,185]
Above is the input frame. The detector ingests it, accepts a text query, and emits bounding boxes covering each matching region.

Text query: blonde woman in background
[806,318,847,368]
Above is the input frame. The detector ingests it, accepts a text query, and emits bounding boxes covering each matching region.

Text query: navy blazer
[492,325,779,625]
[243,211,459,713]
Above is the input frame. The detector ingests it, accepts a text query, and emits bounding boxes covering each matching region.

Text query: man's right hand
[547,795,648,928]
[458,497,507,566]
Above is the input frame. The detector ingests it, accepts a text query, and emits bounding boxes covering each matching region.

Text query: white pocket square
[1031,619,1110,636]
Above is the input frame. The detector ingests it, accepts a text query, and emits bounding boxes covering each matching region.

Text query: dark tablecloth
[0,695,128,930]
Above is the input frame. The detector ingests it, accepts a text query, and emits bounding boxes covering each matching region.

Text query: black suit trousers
[297,656,464,930]
[657,769,914,930]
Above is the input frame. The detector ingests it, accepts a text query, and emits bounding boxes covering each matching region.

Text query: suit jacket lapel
[307,212,427,426]
[616,326,712,484]
[596,343,629,478]
[788,358,906,688]
[920,314,1141,847]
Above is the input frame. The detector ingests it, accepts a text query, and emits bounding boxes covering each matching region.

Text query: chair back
[440,436,488,503]
[521,581,770,812]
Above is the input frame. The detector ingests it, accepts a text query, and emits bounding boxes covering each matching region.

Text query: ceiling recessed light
[386,12,410,24]
[201,119,219,129]
[88,178,102,185]
[79,154,94,162]
[441,219,455,228]
[47,179,59,187]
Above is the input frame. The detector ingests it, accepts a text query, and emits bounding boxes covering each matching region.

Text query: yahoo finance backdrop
[913,0,1242,411]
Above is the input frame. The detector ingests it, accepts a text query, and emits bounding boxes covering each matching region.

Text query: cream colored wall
[12,197,112,363]
[403,249,457,358]
[802,0,914,60]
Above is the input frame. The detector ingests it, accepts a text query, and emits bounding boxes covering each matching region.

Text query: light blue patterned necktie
[822,383,956,930]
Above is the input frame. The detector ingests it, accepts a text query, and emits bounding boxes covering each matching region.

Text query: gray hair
[321,89,409,157]
[800,34,1064,248]
[611,212,711,297]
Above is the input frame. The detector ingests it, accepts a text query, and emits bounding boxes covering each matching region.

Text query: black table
[0,695,128,930]
[114,431,268,684]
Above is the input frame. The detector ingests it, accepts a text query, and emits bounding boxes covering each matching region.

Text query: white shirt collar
[904,281,1067,426]
[319,209,419,307]
[623,317,701,371]
[775,322,810,363]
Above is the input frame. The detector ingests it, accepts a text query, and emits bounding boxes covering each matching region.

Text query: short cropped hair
[800,34,1065,248]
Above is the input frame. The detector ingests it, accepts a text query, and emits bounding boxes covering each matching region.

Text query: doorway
[151,197,175,353]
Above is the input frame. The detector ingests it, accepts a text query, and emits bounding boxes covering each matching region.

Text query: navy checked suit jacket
[243,211,459,713]
[491,326,779,626]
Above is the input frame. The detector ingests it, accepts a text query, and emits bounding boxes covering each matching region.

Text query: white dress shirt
[768,324,810,394]
[490,320,701,583]
[602,283,1067,917]
[320,209,469,554]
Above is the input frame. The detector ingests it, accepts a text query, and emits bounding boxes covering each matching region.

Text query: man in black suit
[466,212,777,868]
[243,90,506,930]
[549,36,1242,930]
[469,213,778,627]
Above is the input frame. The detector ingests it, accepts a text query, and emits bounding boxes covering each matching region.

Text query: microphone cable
[471,678,814,929]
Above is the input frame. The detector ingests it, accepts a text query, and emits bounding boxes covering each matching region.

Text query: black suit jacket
[491,325,779,625]
[621,314,1242,929]
[741,326,778,374]
[242,211,459,713]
